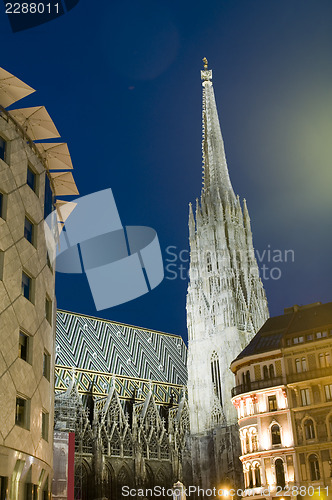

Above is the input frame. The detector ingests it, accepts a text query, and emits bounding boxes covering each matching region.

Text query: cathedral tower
[186,60,269,489]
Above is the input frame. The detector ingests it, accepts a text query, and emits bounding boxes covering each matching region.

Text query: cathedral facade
[186,61,269,490]
[53,62,269,498]
[53,310,191,499]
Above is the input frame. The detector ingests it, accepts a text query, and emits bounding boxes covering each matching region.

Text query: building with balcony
[230,301,332,499]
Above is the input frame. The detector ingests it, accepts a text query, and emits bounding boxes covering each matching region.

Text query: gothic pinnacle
[243,198,250,220]
[189,202,195,240]
[243,198,252,234]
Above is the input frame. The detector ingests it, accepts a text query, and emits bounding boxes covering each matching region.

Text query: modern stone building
[0,67,77,499]
[186,59,269,491]
[231,301,332,499]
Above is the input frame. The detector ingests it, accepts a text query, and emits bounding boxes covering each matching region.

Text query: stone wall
[0,110,55,498]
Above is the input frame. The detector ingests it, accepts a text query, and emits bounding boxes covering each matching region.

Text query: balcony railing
[231,376,285,397]
[232,366,332,398]
[287,365,332,383]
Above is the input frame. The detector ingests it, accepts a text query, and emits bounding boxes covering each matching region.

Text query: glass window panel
[44,174,53,219]
[27,166,36,191]
[268,395,277,411]
[43,352,50,380]
[271,424,281,445]
[325,385,332,401]
[19,332,28,362]
[295,359,301,373]
[42,411,49,441]
[15,397,26,427]
[301,388,311,406]
[309,455,320,481]
[22,272,31,300]
[45,298,52,324]
[305,419,315,439]
[24,217,34,244]
[302,358,307,371]
[0,137,6,161]
[275,459,285,487]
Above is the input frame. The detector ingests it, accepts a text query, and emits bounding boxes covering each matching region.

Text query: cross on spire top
[201,57,212,82]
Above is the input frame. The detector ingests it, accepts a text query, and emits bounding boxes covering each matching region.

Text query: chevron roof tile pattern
[55,310,187,386]
[55,366,185,405]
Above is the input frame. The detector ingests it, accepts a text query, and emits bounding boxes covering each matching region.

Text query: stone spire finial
[201,57,212,82]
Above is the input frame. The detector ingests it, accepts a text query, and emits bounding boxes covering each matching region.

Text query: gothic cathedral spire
[186,60,269,446]
[201,58,235,202]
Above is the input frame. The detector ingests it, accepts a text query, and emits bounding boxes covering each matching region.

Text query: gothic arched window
[211,352,222,405]
[275,459,285,488]
[254,464,261,487]
[309,454,320,481]
[206,252,212,273]
[75,462,90,500]
[248,465,253,488]
[271,424,281,445]
[117,466,132,497]
[304,419,315,440]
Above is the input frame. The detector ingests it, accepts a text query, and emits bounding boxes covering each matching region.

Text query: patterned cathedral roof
[55,310,188,386]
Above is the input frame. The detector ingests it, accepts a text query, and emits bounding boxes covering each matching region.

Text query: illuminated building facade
[231,301,332,499]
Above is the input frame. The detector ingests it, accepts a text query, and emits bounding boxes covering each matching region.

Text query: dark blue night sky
[1,0,332,341]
